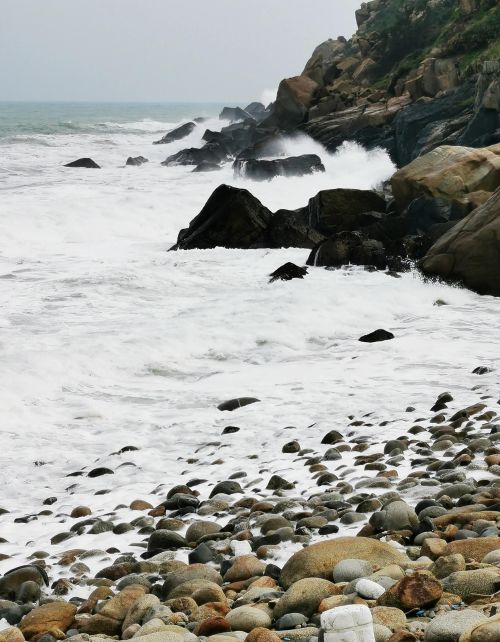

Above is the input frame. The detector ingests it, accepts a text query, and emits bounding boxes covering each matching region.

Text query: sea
[0,102,497,576]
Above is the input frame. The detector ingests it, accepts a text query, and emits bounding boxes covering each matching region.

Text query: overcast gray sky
[0,0,361,103]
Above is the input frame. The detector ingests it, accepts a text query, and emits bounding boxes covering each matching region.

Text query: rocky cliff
[271,0,500,166]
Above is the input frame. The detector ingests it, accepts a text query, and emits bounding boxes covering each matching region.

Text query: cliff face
[271,0,500,166]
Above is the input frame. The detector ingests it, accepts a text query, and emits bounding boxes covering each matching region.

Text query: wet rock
[209,481,242,497]
[0,566,48,600]
[233,155,324,181]
[148,530,187,552]
[308,232,387,269]
[64,158,100,168]
[359,329,395,343]
[153,122,196,145]
[269,263,307,284]
[126,156,148,167]
[87,467,113,478]
[217,398,260,412]
[371,501,418,532]
[192,161,221,173]
[267,475,295,491]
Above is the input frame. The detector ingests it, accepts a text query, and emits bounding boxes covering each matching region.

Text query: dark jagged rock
[269,263,308,283]
[170,185,273,250]
[265,209,326,249]
[307,231,387,269]
[219,106,253,123]
[244,102,269,121]
[233,154,325,181]
[359,329,395,343]
[126,156,148,166]
[304,188,387,236]
[162,142,229,167]
[420,187,500,296]
[153,122,196,145]
[64,158,100,168]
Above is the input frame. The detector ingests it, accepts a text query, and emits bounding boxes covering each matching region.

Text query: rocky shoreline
[1,384,499,642]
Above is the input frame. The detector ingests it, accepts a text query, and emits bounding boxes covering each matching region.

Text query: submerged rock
[217,397,260,411]
[126,156,148,166]
[307,231,387,268]
[269,263,308,283]
[233,154,324,181]
[64,158,100,168]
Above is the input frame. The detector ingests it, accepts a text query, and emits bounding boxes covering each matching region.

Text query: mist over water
[0,103,497,573]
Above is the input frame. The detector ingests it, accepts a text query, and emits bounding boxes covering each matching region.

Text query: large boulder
[171,185,273,250]
[391,144,500,211]
[153,122,196,145]
[304,188,387,237]
[280,537,409,589]
[19,602,77,638]
[271,76,319,130]
[233,154,324,181]
[420,188,500,296]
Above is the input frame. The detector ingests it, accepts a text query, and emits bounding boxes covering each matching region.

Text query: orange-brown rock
[224,555,266,582]
[58,549,86,566]
[1,628,25,642]
[70,506,91,518]
[130,499,153,510]
[20,602,77,639]
[432,513,500,529]
[421,538,447,560]
[442,538,500,562]
[388,631,418,642]
[377,571,443,611]
[194,617,231,636]
[246,628,282,642]
[280,537,408,588]
[79,584,146,635]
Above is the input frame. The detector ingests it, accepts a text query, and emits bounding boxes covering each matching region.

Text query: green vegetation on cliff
[362,0,499,85]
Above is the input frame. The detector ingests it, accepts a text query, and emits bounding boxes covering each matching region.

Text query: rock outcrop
[269,1,500,166]
[391,143,500,210]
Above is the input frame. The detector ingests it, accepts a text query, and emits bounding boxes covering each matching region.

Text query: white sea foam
[0,108,498,582]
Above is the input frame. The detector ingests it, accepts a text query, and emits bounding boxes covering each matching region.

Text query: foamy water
[0,104,498,578]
